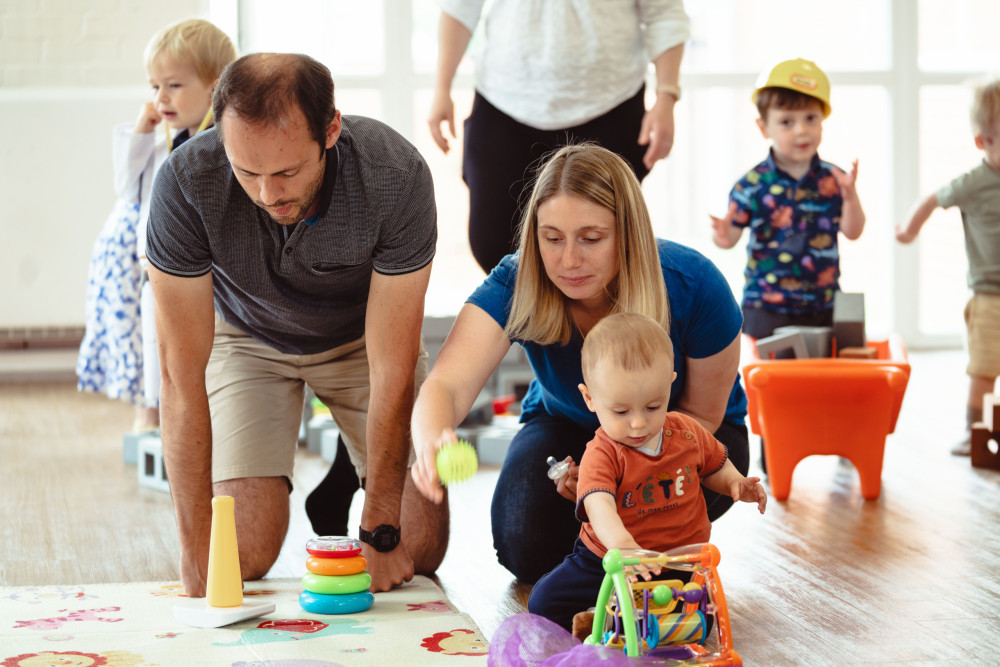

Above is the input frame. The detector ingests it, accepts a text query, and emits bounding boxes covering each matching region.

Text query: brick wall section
[0,0,205,86]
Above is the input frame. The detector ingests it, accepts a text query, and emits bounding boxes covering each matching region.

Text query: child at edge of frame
[896,78,1000,456]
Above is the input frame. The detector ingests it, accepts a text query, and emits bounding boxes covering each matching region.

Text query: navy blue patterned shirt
[728,150,845,314]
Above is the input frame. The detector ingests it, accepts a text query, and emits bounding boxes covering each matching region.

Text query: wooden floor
[3,347,1000,665]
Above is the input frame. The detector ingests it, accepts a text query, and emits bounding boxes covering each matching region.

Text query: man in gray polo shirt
[146,53,447,595]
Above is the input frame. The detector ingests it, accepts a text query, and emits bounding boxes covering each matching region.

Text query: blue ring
[299,589,374,615]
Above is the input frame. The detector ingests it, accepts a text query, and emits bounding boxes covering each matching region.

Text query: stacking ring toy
[299,589,374,615]
[306,554,367,576]
[306,536,363,558]
[302,571,372,596]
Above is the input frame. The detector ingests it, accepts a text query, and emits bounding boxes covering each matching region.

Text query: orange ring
[306,554,367,576]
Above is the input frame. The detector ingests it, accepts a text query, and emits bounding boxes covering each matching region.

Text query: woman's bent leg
[490,413,594,583]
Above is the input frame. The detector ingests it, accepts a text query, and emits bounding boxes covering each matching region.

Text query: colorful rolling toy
[436,439,478,485]
[299,536,374,615]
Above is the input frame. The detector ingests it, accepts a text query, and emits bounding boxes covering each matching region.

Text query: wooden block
[983,394,1000,432]
[838,346,878,359]
[138,435,170,493]
[755,331,809,359]
[833,291,866,351]
[774,325,833,357]
[970,423,1000,471]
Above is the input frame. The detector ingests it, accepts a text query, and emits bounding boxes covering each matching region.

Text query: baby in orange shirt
[527,312,766,632]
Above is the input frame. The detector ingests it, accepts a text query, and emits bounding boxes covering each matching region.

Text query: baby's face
[976,126,1000,172]
[147,56,213,133]
[759,101,824,168]
[581,357,675,450]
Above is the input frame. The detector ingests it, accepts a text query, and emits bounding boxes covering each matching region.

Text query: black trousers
[462,88,650,273]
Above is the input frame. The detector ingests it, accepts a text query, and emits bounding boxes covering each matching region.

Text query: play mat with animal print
[0,575,487,665]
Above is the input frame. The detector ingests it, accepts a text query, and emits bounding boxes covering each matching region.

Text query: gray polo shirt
[937,160,1000,294]
[146,115,437,355]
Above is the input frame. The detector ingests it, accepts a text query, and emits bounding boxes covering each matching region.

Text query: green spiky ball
[436,439,478,486]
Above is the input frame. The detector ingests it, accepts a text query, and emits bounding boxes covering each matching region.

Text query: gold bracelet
[656,83,681,101]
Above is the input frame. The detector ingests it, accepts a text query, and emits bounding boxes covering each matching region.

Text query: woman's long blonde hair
[505,143,669,345]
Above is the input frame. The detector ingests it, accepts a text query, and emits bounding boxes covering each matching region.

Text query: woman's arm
[427,11,473,154]
[673,333,740,433]
[638,42,684,169]
[410,303,511,502]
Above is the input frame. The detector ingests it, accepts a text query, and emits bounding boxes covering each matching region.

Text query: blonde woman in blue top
[411,143,748,583]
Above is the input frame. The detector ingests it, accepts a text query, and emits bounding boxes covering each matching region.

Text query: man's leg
[206,314,306,581]
[400,472,449,574]
[214,476,290,580]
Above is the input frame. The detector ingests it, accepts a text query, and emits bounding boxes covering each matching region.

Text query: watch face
[361,524,400,552]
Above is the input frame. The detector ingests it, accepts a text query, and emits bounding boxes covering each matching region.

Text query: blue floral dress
[76,197,145,404]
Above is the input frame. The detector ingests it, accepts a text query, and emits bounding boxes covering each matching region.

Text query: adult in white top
[428,0,689,273]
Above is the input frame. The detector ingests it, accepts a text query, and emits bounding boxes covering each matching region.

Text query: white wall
[0,0,210,328]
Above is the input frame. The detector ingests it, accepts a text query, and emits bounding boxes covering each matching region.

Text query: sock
[305,435,360,536]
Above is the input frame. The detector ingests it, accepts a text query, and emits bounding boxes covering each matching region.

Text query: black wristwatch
[358,524,401,553]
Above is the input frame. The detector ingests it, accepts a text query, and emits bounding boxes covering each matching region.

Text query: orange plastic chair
[742,335,910,500]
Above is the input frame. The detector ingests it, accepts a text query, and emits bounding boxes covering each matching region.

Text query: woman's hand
[552,456,579,502]
[410,428,457,504]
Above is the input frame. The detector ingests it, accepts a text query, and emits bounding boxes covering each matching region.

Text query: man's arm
[147,265,216,597]
[362,262,432,592]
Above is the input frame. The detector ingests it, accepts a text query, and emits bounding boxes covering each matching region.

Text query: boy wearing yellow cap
[711,58,866,343]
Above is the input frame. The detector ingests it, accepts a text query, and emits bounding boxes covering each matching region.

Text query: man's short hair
[213,53,337,152]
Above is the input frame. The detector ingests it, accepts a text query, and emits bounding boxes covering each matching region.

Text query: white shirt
[440,0,689,129]
[111,122,173,264]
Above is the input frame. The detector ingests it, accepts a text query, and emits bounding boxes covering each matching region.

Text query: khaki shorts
[207,313,428,484]
[965,292,1000,378]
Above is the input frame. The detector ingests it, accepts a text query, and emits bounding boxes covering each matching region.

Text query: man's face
[222,107,340,225]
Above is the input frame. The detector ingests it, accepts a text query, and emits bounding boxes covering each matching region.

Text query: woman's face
[536,193,618,309]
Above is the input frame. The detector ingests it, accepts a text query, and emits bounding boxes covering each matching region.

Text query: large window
[229,0,997,346]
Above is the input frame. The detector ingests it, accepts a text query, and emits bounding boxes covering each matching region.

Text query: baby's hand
[730,476,767,514]
[710,202,738,245]
[833,159,860,193]
[135,102,162,134]
[895,224,917,244]
[620,548,663,583]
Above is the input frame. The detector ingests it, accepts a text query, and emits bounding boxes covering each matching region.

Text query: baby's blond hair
[144,18,237,85]
[581,313,674,386]
[971,79,1000,137]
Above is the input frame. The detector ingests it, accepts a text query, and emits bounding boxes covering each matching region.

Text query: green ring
[302,571,372,595]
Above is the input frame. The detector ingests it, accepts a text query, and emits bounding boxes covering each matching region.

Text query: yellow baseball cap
[752,58,831,118]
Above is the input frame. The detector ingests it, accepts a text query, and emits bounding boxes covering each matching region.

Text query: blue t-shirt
[729,150,844,314]
[467,240,747,430]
